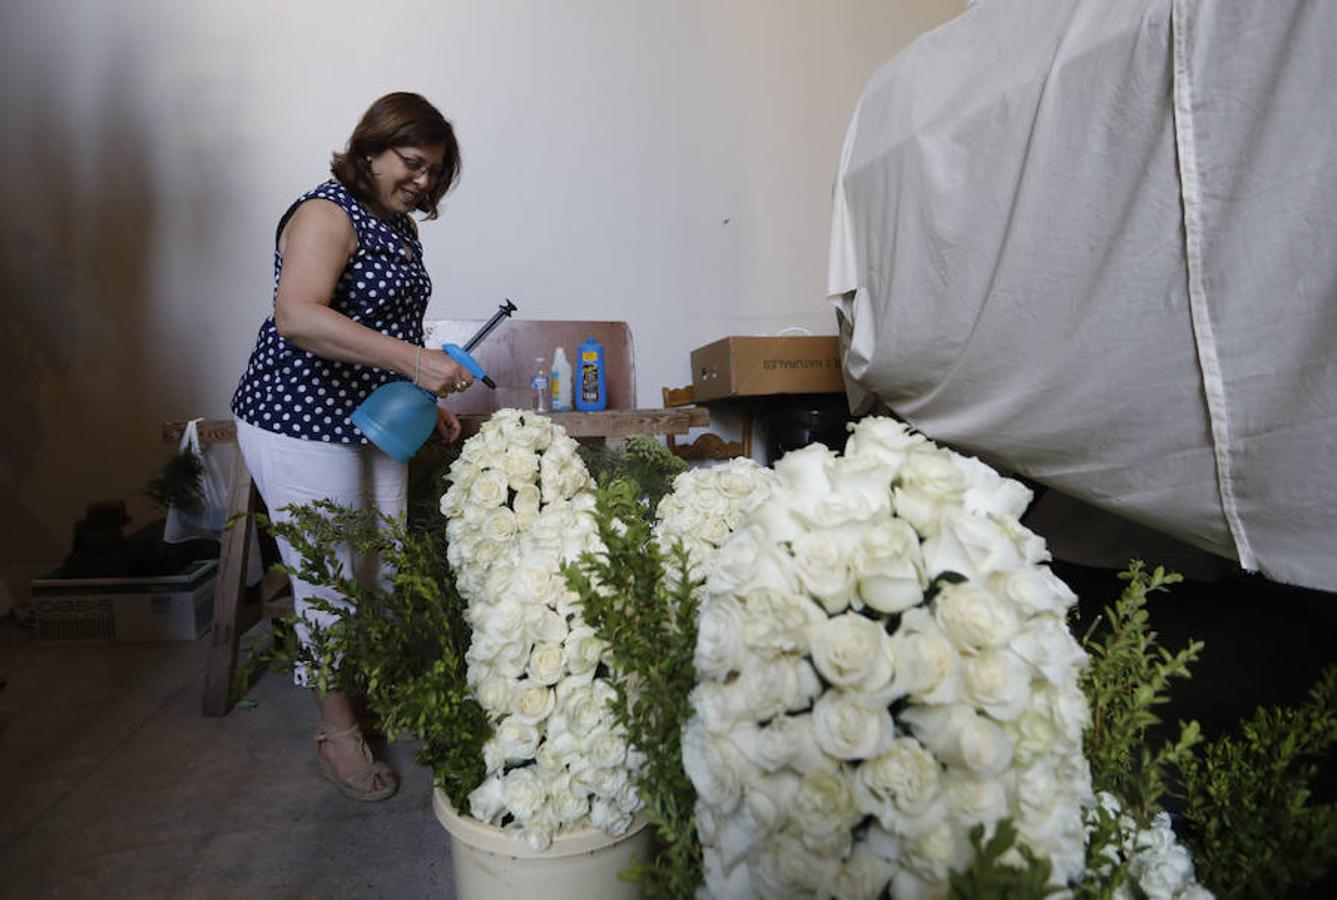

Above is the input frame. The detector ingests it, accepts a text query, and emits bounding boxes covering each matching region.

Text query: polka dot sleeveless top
[231,179,431,443]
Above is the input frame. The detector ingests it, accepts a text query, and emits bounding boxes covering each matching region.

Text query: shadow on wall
[0,32,158,592]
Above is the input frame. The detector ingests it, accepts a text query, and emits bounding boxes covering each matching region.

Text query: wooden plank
[201,449,259,717]
[166,408,708,446]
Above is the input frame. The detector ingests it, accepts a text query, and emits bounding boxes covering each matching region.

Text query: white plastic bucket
[433,789,653,899]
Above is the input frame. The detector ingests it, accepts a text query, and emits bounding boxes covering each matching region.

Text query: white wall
[0,0,963,587]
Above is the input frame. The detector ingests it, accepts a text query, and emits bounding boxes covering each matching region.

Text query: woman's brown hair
[330,92,460,220]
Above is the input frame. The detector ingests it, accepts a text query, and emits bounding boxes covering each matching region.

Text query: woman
[231,92,469,801]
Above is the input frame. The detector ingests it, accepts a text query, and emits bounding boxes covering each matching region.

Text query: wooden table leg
[201,450,260,716]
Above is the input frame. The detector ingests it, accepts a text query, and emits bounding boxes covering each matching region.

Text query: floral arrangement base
[433,789,652,900]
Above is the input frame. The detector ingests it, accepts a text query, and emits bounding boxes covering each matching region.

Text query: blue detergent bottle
[574,336,607,411]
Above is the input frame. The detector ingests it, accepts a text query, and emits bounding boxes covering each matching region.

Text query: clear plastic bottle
[530,356,551,412]
[551,346,573,411]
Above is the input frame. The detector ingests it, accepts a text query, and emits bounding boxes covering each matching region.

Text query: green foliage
[1077,561,1203,897]
[579,435,687,510]
[949,819,1061,900]
[146,448,205,510]
[1176,665,1337,899]
[260,500,489,809]
[563,479,703,900]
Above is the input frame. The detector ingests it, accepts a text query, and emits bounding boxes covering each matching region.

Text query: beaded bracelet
[413,346,423,387]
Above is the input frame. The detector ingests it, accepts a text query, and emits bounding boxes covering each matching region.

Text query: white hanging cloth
[829,0,1337,591]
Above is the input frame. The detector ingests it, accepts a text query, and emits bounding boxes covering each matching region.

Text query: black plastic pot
[760,395,855,464]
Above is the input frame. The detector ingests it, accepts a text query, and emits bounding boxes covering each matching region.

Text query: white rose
[856,519,927,614]
[962,649,1033,722]
[695,593,749,680]
[709,525,799,596]
[527,642,567,685]
[513,681,556,724]
[523,604,568,644]
[481,506,518,544]
[700,514,732,548]
[737,656,823,721]
[921,508,1023,581]
[578,765,628,799]
[559,679,617,737]
[949,453,1033,521]
[998,515,1051,565]
[810,612,895,693]
[471,538,504,568]
[933,582,1020,652]
[681,718,743,814]
[791,529,858,613]
[473,675,516,716]
[888,608,964,705]
[589,796,633,836]
[469,468,510,507]
[1033,681,1091,747]
[844,416,926,470]
[563,625,606,678]
[738,767,800,834]
[901,703,1014,777]
[1007,705,1061,767]
[467,773,507,824]
[514,559,562,606]
[772,442,837,505]
[855,736,944,823]
[824,845,897,900]
[501,447,540,490]
[750,494,807,545]
[493,715,541,762]
[944,772,1009,828]
[716,457,769,499]
[589,730,628,769]
[478,596,526,642]
[791,770,861,848]
[439,481,469,518]
[700,846,755,900]
[893,448,966,536]
[1011,613,1088,685]
[987,566,1076,618]
[501,766,548,821]
[827,453,896,521]
[512,482,542,519]
[901,819,968,884]
[548,772,591,823]
[738,587,827,658]
[691,681,753,733]
[752,828,841,899]
[732,713,834,776]
[812,689,894,761]
[688,482,731,518]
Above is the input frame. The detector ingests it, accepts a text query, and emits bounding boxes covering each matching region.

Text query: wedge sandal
[314,722,399,802]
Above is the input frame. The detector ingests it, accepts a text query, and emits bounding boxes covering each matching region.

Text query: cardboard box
[29,560,217,642]
[690,336,845,402]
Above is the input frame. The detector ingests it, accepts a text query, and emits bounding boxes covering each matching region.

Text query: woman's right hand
[414,347,475,397]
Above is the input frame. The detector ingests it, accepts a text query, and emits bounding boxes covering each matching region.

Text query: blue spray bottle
[574,336,607,411]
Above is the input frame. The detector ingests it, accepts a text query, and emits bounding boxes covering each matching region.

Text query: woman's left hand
[435,405,462,443]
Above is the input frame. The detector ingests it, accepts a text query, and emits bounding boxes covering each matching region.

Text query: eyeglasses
[389,147,444,181]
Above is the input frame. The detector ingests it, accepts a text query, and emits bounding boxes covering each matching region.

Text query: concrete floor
[0,620,453,899]
[3,565,1334,899]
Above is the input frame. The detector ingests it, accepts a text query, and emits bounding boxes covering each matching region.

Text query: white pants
[235,419,407,685]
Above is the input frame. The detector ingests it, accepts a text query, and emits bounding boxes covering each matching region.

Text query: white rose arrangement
[441,409,642,851]
[653,457,776,585]
[685,417,1096,899]
[1091,793,1211,900]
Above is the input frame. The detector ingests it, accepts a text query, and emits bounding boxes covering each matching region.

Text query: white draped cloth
[829,0,1337,591]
